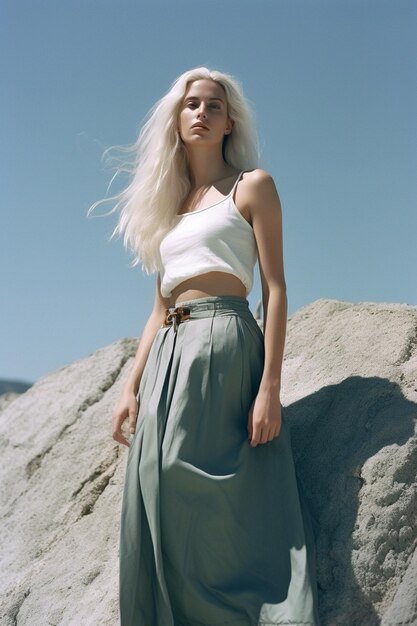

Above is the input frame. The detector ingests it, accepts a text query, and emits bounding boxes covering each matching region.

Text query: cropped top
[159,170,258,299]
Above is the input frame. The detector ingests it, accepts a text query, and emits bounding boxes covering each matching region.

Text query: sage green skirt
[119,295,320,626]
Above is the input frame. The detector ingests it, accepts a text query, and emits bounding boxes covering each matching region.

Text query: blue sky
[2,0,416,384]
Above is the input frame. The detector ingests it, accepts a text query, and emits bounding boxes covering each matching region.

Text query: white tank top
[159,170,257,298]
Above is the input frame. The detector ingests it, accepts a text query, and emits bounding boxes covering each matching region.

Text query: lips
[192,123,209,130]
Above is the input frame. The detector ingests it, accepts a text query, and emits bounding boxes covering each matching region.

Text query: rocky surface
[0,298,416,626]
[0,391,21,412]
[280,300,417,626]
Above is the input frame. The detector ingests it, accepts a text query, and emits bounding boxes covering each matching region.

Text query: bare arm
[112,273,171,446]
[245,169,287,447]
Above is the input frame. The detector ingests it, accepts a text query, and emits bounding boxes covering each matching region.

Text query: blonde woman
[92,66,320,626]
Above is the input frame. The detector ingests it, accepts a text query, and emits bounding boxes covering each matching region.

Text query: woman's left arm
[245,169,288,447]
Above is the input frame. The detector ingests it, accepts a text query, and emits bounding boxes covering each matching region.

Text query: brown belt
[162,306,191,332]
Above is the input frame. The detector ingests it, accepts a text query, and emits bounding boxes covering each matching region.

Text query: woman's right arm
[112,273,171,447]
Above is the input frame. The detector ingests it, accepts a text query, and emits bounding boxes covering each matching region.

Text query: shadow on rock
[284,376,417,626]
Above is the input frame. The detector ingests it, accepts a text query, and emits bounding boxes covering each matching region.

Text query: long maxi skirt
[119,295,321,626]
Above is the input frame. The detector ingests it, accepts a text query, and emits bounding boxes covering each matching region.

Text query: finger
[250,428,261,447]
[254,425,266,444]
[271,423,280,439]
[259,425,276,444]
[128,410,138,434]
[266,428,275,442]
[260,428,270,444]
[112,429,130,448]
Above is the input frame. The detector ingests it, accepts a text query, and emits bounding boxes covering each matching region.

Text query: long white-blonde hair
[87,66,260,274]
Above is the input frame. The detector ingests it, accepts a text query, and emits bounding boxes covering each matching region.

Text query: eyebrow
[185,96,224,102]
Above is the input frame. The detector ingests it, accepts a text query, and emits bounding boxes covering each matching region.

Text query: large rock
[280,299,417,626]
[0,299,416,626]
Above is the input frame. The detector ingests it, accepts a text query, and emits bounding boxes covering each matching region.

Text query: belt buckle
[162,306,191,331]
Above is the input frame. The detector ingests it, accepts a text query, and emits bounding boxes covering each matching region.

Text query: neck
[185,146,235,188]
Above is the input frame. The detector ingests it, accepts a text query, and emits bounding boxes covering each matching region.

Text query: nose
[197,102,208,118]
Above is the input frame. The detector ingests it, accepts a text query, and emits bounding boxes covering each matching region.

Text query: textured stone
[0,298,416,625]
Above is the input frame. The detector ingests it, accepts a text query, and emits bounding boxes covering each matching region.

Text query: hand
[111,389,139,447]
[247,390,282,447]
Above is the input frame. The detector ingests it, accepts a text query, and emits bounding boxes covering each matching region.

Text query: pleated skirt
[119,295,320,626]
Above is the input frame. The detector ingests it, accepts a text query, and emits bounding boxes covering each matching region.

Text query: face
[177,79,233,146]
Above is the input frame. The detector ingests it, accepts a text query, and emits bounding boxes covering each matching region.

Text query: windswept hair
[87,66,261,274]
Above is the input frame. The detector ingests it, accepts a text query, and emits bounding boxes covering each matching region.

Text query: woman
[98,67,320,625]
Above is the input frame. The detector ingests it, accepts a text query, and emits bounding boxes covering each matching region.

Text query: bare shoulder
[242,168,274,185]
[239,168,281,220]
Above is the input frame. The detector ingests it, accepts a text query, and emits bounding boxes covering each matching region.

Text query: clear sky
[2,0,416,385]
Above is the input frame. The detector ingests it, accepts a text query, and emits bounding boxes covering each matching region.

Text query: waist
[169,274,247,305]
[171,295,253,320]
